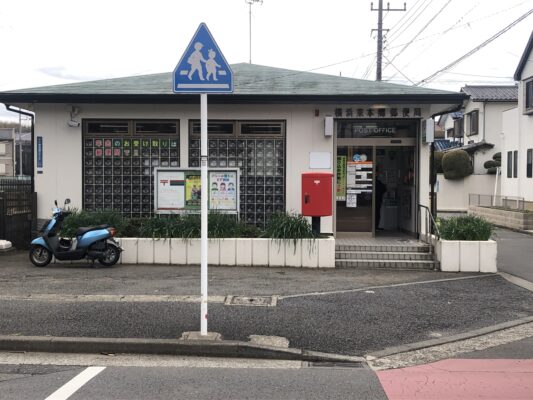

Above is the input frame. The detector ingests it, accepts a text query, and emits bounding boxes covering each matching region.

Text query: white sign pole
[200,93,208,336]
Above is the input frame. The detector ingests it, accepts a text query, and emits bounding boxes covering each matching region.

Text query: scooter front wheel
[29,245,52,267]
[98,243,120,267]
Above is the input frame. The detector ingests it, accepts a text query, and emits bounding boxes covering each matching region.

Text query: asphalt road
[495,228,533,283]
[1,275,531,356]
[0,251,476,297]
[0,359,386,400]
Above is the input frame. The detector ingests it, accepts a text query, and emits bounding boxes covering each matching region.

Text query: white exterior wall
[463,100,510,174]
[33,103,335,231]
[33,102,456,235]
[501,49,533,204]
[437,174,500,212]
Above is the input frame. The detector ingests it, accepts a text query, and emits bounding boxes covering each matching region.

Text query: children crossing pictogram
[173,23,233,93]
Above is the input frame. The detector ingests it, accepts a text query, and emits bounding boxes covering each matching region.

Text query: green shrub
[487,167,498,175]
[439,215,493,241]
[263,212,315,244]
[442,150,473,180]
[484,160,498,169]
[61,210,127,238]
[493,152,501,161]
[434,151,444,174]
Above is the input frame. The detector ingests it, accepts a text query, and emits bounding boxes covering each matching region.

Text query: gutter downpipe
[5,105,34,192]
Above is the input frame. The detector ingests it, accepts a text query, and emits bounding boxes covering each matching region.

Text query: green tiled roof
[0,63,464,103]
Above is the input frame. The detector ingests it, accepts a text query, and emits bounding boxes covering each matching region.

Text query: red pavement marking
[377,359,533,400]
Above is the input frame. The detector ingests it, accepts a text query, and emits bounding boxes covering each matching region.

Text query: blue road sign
[173,23,233,94]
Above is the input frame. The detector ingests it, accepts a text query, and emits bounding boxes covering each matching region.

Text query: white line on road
[44,366,105,400]
[279,274,497,300]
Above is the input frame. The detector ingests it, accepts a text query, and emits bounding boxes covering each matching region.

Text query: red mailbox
[302,172,333,217]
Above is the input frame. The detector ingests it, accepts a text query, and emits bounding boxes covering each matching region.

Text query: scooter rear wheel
[29,245,52,267]
[98,243,120,267]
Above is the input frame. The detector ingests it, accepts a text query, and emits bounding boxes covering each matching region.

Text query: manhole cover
[226,295,277,307]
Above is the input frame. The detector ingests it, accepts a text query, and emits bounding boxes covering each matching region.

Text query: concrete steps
[335,243,438,270]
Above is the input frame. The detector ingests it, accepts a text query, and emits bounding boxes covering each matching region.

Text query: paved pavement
[495,228,533,283]
[1,250,533,357]
[0,354,387,400]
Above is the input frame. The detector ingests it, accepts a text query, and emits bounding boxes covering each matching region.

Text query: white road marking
[279,274,497,299]
[44,366,105,400]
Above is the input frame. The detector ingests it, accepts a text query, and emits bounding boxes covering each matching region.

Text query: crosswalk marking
[44,366,106,400]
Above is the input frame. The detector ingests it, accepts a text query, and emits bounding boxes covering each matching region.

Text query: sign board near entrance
[173,23,234,93]
[336,156,346,201]
[154,168,239,214]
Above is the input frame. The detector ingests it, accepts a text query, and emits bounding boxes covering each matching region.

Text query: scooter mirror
[54,200,58,206]
[65,198,71,205]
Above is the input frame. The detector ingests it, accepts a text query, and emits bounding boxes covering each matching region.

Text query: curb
[366,315,533,359]
[0,335,364,363]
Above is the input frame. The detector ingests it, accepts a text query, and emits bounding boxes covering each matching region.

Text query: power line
[384,0,453,73]
[371,0,407,81]
[415,7,533,86]
[386,0,431,45]
[382,55,415,84]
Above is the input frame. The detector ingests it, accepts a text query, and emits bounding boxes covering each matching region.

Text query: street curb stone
[367,315,533,359]
[0,335,364,363]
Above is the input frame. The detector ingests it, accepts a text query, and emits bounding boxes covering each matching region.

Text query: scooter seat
[75,225,109,237]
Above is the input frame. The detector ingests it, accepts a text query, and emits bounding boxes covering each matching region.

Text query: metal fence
[469,194,525,211]
[0,177,34,249]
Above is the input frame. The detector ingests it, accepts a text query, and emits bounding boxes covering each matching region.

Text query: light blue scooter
[29,199,122,267]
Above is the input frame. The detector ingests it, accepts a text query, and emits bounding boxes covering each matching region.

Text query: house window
[453,118,463,138]
[513,150,518,178]
[526,80,533,113]
[82,119,180,218]
[526,149,533,178]
[468,110,479,135]
[507,151,513,178]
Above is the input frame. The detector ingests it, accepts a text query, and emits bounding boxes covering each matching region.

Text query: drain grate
[225,295,277,307]
[308,361,365,368]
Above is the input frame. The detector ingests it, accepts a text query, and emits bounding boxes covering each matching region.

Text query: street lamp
[245,0,263,64]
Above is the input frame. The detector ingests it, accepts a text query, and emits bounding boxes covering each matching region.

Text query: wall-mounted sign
[422,118,435,144]
[36,136,43,171]
[155,168,239,214]
[333,107,422,119]
[336,156,346,201]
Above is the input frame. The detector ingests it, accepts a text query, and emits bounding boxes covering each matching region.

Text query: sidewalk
[1,250,533,360]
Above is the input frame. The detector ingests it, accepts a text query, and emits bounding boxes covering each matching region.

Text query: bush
[434,151,444,174]
[493,152,501,161]
[61,210,128,238]
[439,215,493,241]
[484,160,498,169]
[442,149,473,180]
[263,212,316,245]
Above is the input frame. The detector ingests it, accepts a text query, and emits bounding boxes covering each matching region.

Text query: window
[514,150,518,178]
[507,151,513,178]
[189,120,286,228]
[526,149,533,178]
[453,118,464,138]
[468,110,479,136]
[526,80,533,113]
[83,119,180,218]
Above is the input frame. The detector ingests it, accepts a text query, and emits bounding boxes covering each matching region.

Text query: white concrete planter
[117,237,335,268]
[437,239,497,273]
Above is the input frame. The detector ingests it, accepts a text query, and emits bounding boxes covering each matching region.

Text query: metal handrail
[418,204,440,243]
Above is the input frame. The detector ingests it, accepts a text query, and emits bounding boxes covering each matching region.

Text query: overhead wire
[235,2,533,88]
[384,0,453,73]
[415,7,533,86]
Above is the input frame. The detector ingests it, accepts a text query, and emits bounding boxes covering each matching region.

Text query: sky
[1,0,532,121]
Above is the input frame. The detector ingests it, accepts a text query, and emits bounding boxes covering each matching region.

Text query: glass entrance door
[336,146,374,232]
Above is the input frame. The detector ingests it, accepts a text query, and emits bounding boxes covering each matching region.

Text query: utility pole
[371,1,406,81]
[245,0,263,64]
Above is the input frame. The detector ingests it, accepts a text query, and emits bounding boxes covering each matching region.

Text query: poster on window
[154,168,239,214]
[209,171,238,211]
[156,171,185,211]
[336,156,346,201]
[185,174,202,209]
